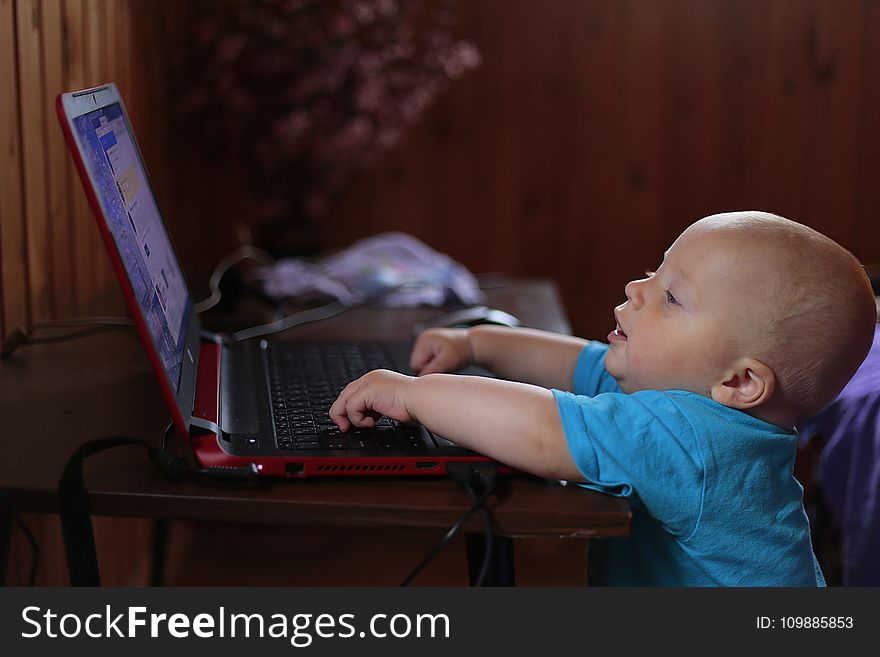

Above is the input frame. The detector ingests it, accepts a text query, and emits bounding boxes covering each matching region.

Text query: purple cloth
[799,324,880,585]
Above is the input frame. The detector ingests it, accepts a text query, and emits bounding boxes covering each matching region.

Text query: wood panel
[310,0,880,338]
[122,0,880,338]
[0,0,30,340]
[16,0,51,321]
[5,0,880,341]
[1,0,167,587]
[61,0,93,310]
[0,0,161,336]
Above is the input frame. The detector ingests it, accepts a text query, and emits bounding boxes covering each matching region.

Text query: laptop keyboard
[265,342,431,451]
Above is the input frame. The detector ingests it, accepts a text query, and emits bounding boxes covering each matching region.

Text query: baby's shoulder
[631,389,735,415]
[626,388,714,415]
[626,389,750,436]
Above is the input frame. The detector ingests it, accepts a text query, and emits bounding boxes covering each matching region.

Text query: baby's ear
[710,358,776,410]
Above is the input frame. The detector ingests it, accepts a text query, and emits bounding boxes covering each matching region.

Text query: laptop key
[376,434,402,450]
[348,435,377,450]
[323,437,349,450]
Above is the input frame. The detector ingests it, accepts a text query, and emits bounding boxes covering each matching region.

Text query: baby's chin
[605,359,710,395]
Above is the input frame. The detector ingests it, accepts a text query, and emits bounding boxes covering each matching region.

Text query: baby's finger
[329,402,351,432]
[329,382,357,431]
[344,393,376,429]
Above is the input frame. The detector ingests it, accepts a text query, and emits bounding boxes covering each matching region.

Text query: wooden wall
[1,0,161,586]
[0,0,170,340]
[321,0,880,338]
[128,0,880,340]
[6,0,877,341]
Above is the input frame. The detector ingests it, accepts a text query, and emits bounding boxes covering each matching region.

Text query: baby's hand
[409,328,474,375]
[329,369,416,432]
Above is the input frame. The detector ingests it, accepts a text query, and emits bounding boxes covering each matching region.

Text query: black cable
[399,485,495,587]
[193,245,275,314]
[59,437,153,585]
[452,463,498,587]
[1,317,132,358]
[230,283,415,342]
[400,462,499,587]
[0,491,39,586]
[159,420,175,453]
[58,426,263,586]
[459,479,495,587]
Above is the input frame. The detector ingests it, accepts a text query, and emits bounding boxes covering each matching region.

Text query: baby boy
[329,211,877,585]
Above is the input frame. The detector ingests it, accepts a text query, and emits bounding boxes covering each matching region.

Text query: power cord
[0,247,423,353]
[229,282,419,342]
[1,316,133,358]
[0,491,38,586]
[0,245,276,358]
[230,298,352,341]
[193,244,276,314]
[59,422,264,586]
[400,462,500,587]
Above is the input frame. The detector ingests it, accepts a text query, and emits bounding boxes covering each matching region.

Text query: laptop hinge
[196,330,248,436]
[192,334,225,434]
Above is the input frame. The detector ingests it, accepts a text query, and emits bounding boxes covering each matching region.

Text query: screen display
[73,103,190,391]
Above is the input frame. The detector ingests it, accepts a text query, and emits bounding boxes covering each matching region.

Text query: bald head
[687,211,876,420]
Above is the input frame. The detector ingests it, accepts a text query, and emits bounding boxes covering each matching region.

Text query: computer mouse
[412,306,521,334]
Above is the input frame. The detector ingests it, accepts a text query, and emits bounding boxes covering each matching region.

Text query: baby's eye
[665,290,677,305]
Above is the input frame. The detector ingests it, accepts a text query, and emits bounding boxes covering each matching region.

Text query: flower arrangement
[173,0,480,254]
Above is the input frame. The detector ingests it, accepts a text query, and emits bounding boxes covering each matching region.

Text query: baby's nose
[624,279,644,307]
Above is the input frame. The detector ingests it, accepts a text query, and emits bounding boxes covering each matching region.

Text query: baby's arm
[329,369,585,482]
[412,326,588,391]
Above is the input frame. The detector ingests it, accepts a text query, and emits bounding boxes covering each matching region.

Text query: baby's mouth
[608,319,628,344]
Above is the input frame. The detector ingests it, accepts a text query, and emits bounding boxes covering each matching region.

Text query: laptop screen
[72,102,191,392]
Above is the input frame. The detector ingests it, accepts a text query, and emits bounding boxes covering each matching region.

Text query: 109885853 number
[756,616,854,630]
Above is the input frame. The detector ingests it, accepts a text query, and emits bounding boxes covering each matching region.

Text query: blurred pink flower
[172,0,480,243]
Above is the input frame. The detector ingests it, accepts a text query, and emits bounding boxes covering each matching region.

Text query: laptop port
[416,461,438,470]
[285,462,305,476]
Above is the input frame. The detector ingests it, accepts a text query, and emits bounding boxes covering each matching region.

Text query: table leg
[466,533,515,586]
[151,519,169,586]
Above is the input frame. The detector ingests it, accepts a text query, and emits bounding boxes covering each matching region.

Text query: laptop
[56,82,494,478]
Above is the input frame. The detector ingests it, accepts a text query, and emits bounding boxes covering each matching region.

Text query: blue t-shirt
[552,342,826,586]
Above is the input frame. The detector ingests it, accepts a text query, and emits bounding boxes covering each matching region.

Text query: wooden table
[0,277,630,585]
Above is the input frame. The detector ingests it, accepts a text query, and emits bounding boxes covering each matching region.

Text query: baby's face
[604,225,761,395]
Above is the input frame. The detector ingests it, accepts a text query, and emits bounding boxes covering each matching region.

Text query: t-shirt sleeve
[572,342,622,396]
[552,389,705,539]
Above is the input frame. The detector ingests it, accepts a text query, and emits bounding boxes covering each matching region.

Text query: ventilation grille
[316,463,406,473]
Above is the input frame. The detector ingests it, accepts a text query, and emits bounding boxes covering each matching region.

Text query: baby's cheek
[624,342,648,369]
[627,341,666,381]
